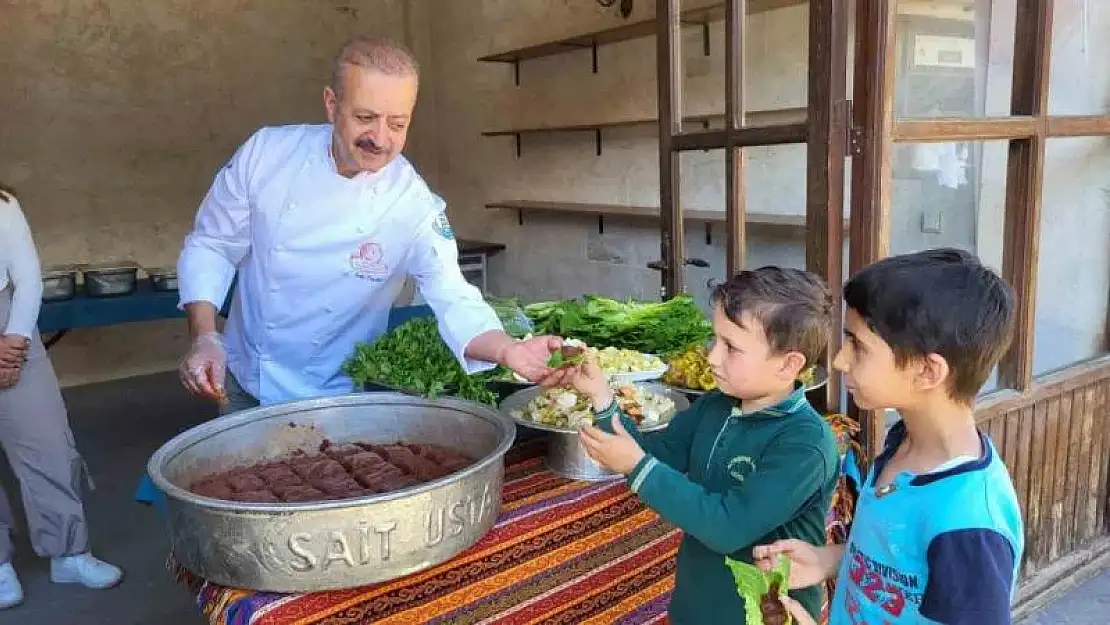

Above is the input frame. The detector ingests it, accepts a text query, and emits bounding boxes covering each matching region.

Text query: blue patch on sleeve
[920,528,1016,624]
[432,212,455,240]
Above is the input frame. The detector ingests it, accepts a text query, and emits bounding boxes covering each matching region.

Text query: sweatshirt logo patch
[726,455,757,483]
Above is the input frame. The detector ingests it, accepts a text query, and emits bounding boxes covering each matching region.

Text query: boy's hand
[753,540,837,589]
[779,596,818,625]
[569,353,614,409]
[578,413,645,474]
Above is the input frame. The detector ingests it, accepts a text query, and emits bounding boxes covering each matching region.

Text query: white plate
[609,364,669,384]
[499,382,690,434]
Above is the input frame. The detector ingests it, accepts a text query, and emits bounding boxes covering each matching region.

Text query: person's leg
[221,371,260,415]
[0,332,121,589]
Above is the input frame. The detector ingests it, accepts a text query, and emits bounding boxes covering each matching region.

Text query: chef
[176,36,566,410]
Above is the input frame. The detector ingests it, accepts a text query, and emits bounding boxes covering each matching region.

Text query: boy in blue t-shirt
[755,248,1024,625]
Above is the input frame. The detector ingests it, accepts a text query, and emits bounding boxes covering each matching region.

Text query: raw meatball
[226,472,267,493]
[274,484,325,502]
[292,458,347,481]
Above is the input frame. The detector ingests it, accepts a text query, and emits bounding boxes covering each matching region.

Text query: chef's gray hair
[332,36,419,97]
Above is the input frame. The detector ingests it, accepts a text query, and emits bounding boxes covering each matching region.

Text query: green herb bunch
[525,294,713,354]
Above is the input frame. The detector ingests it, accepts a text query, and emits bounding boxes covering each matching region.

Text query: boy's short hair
[843,247,1015,402]
[711,266,834,367]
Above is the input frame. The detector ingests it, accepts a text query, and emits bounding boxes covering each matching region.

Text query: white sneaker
[50,553,123,589]
[0,562,23,609]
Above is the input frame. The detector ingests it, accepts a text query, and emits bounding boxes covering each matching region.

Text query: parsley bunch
[343,317,500,406]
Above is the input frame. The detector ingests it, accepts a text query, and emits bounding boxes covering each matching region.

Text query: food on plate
[592,345,666,375]
[664,344,818,392]
[509,384,676,430]
[187,440,475,503]
[524,294,713,355]
[663,344,717,391]
[725,554,793,625]
[796,365,817,388]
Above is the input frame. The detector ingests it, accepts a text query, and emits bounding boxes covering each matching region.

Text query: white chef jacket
[0,193,44,339]
[177,124,503,404]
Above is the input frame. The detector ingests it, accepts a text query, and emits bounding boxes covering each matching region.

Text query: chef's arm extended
[178,129,266,339]
[408,204,504,374]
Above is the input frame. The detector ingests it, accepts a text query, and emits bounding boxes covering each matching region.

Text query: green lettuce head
[724,554,793,625]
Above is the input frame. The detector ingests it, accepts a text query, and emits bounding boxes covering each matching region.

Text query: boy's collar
[728,382,807,417]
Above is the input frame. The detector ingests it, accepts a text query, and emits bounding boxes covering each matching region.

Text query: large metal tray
[147,393,515,592]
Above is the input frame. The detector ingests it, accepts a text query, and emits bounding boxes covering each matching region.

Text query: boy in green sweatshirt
[570,267,840,624]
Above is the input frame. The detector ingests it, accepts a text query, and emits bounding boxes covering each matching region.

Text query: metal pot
[500,383,689,481]
[148,267,178,292]
[82,261,140,297]
[147,393,515,592]
[41,265,78,302]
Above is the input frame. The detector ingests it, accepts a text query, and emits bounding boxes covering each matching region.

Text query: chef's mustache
[355,136,384,152]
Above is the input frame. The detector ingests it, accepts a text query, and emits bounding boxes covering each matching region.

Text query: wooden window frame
[657,0,1110,456]
[849,0,1110,458]
[655,0,849,412]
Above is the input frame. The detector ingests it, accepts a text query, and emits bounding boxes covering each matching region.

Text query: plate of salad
[500,382,689,434]
[514,339,669,384]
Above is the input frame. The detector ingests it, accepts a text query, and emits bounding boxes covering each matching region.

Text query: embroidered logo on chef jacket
[432,212,455,240]
[349,241,389,281]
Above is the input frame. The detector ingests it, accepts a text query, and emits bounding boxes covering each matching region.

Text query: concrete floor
[0,371,1104,625]
[1019,568,1110,625]
[0,372,207,625]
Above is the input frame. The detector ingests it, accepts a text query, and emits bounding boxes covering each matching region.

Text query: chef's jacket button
[357,227,365,234]
[324,306,333,313]
[289,202,296,209]
[266,323,275,330]
[270,286,278,293]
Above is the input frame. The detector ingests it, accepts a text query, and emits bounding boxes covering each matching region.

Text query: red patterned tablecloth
[171,440,682,624]
[171,433,856,625]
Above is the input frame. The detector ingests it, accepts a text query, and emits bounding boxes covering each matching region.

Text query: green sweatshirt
[595,385,839,625]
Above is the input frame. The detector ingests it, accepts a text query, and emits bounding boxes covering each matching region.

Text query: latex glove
[0,334,29,367]
[0,363,20,391]
[179,332,227,401]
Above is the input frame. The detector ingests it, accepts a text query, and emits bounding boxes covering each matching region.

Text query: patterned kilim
[171,435,857,625]
[170,439,683,625]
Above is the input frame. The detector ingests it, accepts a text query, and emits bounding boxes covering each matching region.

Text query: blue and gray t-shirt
[830,421,1024,624]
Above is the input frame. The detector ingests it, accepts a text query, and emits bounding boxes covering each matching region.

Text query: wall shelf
[485,199,845,244]
[477,0,806,85]
[483,107,806,157]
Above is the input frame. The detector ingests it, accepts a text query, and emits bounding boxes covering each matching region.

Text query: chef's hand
[0,334,29,367]
[578,412,645,475]
[179,332,227,401]
[0,362,21,390]
[501,335,575,386]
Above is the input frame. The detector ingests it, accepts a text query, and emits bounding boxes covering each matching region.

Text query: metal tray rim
[147,392,516,513]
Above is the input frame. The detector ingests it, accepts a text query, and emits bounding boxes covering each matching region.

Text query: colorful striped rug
[171,439,682,625]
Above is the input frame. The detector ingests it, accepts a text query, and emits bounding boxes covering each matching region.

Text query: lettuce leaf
[724,555,792,625]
